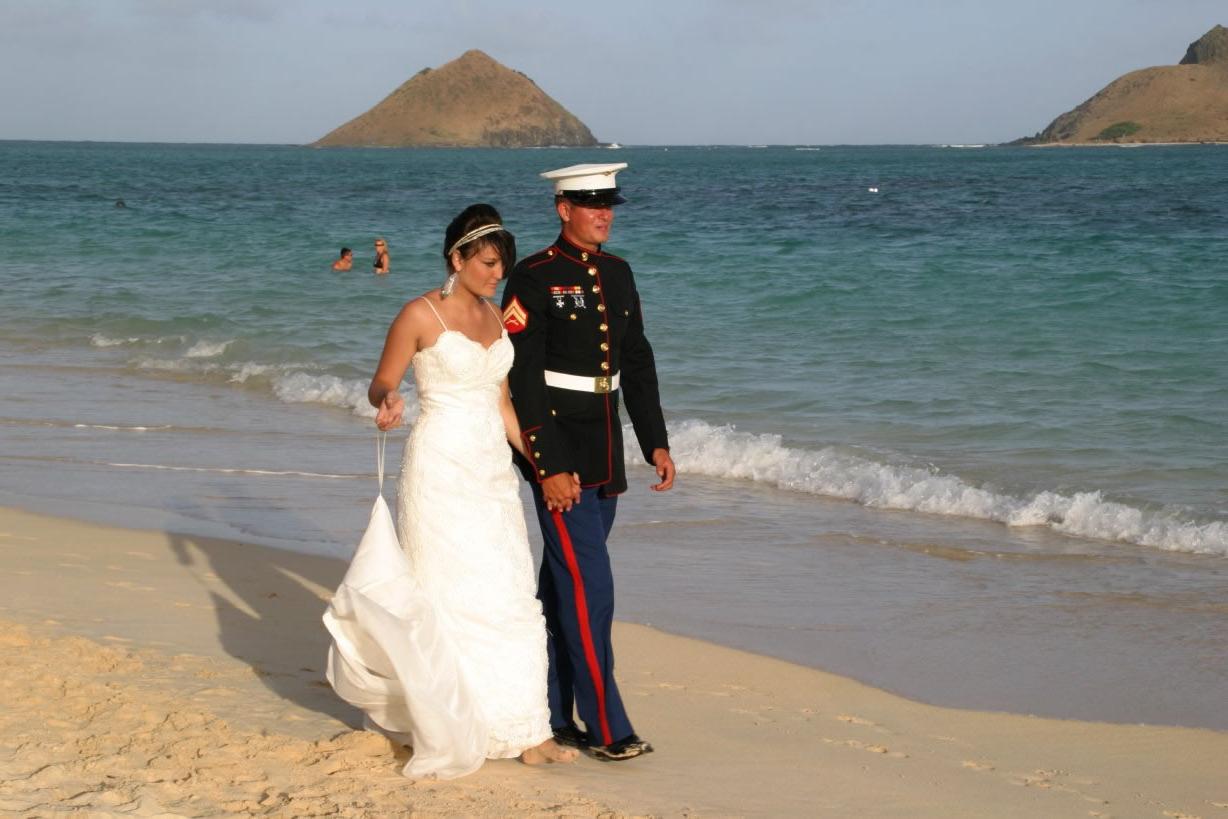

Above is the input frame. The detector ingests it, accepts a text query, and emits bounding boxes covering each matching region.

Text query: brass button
[539,468,547,476]
[587,266,597,276]
[599,323,608,332]
[600,361,610,371]
[529,434,537,442]
[550,409,557,416]
[534,451,541,458]
[569,313,577,320]
[624,309,631,316]
[581,252,589,261]
[592,285,601,294]
[597,304,605,312]
[600,342,609,352]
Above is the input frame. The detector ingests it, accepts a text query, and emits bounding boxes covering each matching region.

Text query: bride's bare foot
[520,738,578,765]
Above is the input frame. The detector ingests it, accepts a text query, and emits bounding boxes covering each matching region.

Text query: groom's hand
[543,472,581,513]
[650,448,676,492]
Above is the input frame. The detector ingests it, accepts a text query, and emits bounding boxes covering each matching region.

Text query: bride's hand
[375,391,405,430]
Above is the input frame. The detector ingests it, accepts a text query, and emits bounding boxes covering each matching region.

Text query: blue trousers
[530,485,632,747]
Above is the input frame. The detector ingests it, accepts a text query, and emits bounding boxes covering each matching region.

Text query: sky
[0,0,1223,145]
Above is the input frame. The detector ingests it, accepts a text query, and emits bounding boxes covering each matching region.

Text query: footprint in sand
[836,714,893,735]
[105,580,156,592]
[823,737,907,758]
[837,714,876,726]
[1007,770,1083,796]
[962,760,994,772]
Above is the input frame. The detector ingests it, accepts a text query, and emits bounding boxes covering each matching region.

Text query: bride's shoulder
[394,291,443,324]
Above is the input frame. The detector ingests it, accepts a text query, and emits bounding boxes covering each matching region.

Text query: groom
[502,162,675,762]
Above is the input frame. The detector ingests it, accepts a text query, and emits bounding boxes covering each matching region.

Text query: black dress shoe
[552,724,589,748]
[589,733,654,761]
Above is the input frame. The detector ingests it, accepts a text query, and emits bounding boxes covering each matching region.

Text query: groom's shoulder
[516,244,560,274]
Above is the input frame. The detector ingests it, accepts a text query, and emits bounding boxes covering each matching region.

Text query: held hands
[543,472,582,513]
[651,448,676,492]
[375,391,405,431]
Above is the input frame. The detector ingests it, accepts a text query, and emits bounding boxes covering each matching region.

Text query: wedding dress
[324,298,551,779]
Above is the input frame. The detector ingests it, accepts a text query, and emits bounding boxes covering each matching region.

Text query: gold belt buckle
[594,376,612,394]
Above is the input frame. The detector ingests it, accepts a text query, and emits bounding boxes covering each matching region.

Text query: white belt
[544,369,620,394]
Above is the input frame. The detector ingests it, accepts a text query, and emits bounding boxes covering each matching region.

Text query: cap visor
[561,189,626,207]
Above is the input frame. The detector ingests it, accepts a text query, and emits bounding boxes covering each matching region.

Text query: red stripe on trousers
[551,510,613,745]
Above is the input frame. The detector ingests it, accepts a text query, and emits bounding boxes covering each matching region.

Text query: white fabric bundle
[322,437,487,780]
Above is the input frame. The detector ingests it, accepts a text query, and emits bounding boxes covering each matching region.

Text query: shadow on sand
[163,522,361,729]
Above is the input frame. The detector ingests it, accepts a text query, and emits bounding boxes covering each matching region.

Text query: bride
[326,204,576,777]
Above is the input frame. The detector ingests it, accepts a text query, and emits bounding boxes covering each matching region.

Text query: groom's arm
[619,270,670,464]
[502,260,576,484]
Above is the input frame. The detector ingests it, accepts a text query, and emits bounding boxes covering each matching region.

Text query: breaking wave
[651,419,1228,557]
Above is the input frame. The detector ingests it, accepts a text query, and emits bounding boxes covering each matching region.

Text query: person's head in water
[441,204,515,300]
[332,247,353,271]
[114,199,126,208]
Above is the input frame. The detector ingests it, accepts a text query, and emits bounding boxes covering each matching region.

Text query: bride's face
[453,245,505,298]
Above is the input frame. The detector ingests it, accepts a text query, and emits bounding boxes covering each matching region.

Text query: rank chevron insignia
[503,296,528,334]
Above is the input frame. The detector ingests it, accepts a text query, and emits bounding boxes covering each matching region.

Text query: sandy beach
[0,505,1224,818]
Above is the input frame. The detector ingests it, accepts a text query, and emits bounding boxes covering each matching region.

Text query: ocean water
[2,141,1226,728]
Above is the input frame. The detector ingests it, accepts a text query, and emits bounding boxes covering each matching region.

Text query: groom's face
[558,199,614,250]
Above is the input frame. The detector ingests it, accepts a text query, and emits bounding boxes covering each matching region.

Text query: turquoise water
[3,141,1226,551]
[2,141,1227,727]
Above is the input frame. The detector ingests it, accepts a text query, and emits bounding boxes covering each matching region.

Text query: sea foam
[270,372,380,418]
[652,419,1228,557]
[91,333,184,348]
[184,339,234,358]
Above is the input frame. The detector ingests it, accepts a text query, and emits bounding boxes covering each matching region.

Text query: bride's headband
[447,223,506,257]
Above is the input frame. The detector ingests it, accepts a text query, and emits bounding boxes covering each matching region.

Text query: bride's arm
[369,302,422,430]
[500,379,528,457]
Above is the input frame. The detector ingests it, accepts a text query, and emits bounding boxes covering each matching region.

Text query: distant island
[1015,24,1228,145]
[312,50,597,148]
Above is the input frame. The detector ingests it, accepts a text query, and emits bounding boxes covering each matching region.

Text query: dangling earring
[440,272,457,298]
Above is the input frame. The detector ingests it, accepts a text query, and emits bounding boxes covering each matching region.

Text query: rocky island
[1017,24,1228,145]
[312,50,597,148]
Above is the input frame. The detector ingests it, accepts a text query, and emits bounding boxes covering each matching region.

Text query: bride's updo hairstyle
[443,203,516,273]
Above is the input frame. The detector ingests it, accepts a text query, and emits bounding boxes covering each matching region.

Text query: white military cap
[541,162,628,206]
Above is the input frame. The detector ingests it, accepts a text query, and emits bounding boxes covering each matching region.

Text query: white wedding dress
[324,299,551,779]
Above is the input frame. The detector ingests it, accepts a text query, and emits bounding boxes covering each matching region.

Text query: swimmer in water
[332,247,353,271]
[373,238,390,275]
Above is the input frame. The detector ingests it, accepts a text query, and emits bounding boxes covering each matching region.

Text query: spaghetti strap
[482,299,503,327]
[418,296,449,332]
